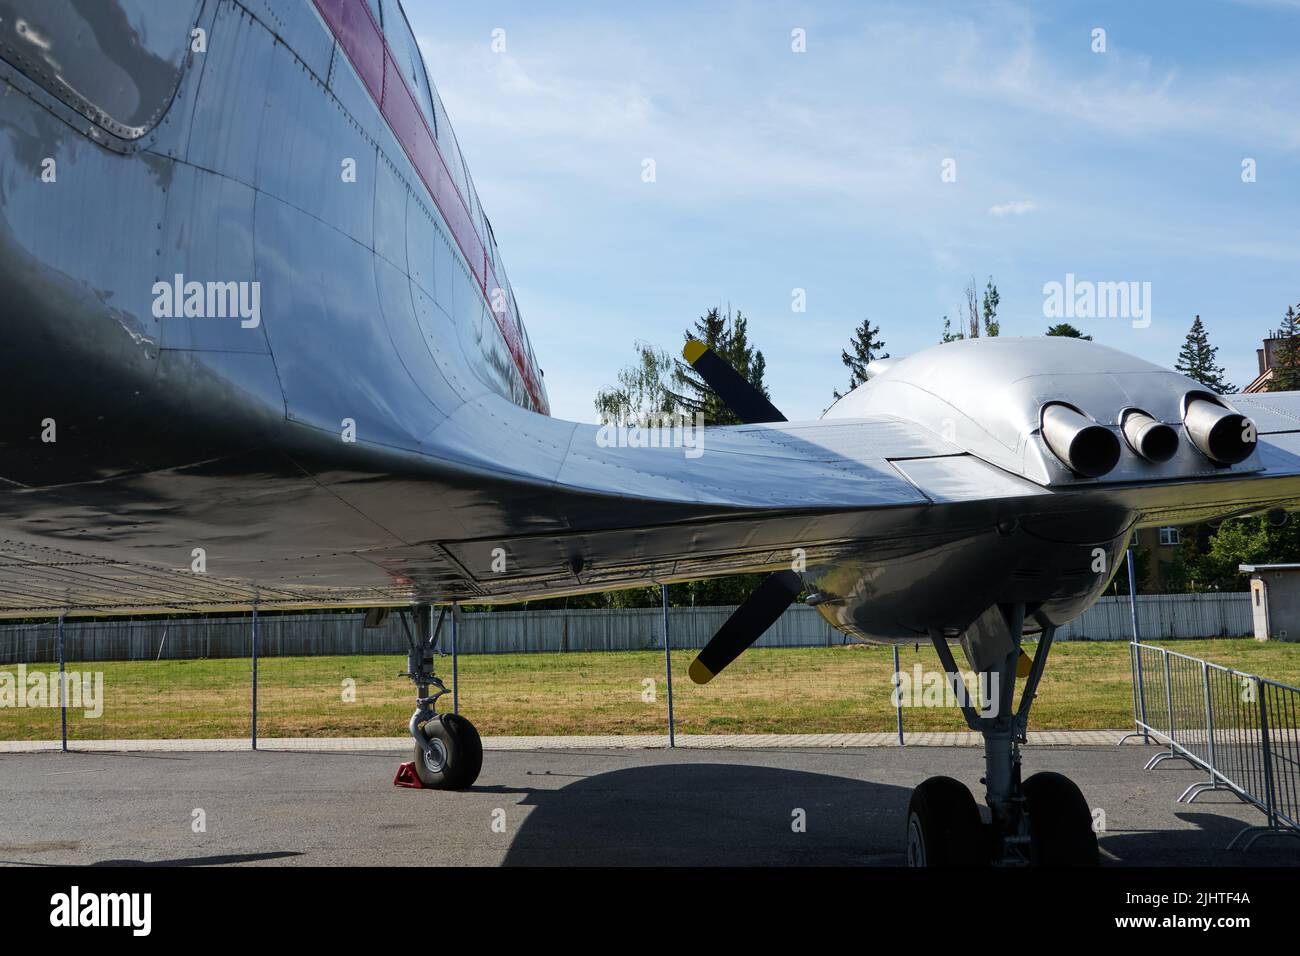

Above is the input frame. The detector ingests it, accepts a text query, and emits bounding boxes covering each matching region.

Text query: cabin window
[381,0,436,135]
[0,0,203,140]
[428,82,470,201]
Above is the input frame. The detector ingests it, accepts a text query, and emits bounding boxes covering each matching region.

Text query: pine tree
[1175,315,1235,394]
[1046,323,1092,340]
[1272,305,1300,393]
[832,318,888,400]
[670,307,769,425]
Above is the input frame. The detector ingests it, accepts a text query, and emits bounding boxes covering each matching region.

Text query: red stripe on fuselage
[312,0,547,414]
[320,0,383,101]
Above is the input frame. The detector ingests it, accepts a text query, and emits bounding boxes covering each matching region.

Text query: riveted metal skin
[1,1,1300,642]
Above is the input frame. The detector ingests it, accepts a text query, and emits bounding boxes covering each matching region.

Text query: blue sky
[406,0,1300,422]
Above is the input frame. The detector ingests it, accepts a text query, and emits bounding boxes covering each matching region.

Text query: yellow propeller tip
[1017,649,1032,678]
[688,658,715,685]
[682,339,708,365]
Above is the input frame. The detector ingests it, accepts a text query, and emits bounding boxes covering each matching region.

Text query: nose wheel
[414,712,483,790]
[906,772,1097,867]
[1021,771,1099,865]
[905,776,985,866]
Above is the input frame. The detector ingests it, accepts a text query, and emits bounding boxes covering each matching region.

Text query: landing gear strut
[401,605,482,790]
[906,604,1098,866]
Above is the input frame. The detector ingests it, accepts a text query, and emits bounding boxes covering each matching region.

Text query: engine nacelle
[824,337,1261,487]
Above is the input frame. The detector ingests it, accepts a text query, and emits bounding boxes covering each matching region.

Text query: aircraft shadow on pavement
[497,763,1300,867]
[1097,806,1300,866]
[501,762,910,866]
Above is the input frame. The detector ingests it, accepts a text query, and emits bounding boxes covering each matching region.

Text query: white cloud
[988,200,1038,217]
[420,3,1300,241]
[937,20,1300,150]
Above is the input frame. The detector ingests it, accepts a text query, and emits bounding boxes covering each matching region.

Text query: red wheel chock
[393,761,424,789]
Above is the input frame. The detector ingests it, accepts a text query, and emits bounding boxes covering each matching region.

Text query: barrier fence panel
[1204,664,1267,813]
[1125,637,1148,744]
[1262,680,1300,831]
[0,623,61,744]
[1167,651,1209,768]
[67,619,253,742]
[1132,643,1167,742]
[256,654,406,739]
[1128,641,1300,850]
[668,645,887,736]
[453,650,670,737]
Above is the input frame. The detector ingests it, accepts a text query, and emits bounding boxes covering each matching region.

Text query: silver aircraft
[3,0,1300,866]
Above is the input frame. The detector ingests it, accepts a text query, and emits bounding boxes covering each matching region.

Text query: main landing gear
[400,605,482,790]
[906,604,1098,867]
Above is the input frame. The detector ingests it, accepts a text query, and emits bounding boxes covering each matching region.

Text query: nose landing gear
[400,604,482,791]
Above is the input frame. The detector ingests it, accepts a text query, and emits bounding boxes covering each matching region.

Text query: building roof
[1244,368,1274,394]
[1239,563,1300,573]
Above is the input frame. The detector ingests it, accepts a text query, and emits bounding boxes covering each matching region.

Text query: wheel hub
[421,735,448,774]
[906,814,926,867]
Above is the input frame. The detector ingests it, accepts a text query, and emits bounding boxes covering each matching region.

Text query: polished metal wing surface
[1229,391,1300,433]
[0,407,978,616]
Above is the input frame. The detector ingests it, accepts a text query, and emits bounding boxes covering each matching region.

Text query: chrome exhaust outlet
[1183,396,1256,465]
[1119,408,1179,463]
[1041,403,1121,478]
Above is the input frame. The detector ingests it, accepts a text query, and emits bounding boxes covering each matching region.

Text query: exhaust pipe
[1183,396,1256,465]
[1041,404,1121,478]
[1119,409,1179,463]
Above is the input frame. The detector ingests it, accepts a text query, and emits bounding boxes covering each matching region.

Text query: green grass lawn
[2,639,1298,741]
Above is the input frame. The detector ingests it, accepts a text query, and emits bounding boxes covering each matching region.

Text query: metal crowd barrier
[1125,641,1300,850]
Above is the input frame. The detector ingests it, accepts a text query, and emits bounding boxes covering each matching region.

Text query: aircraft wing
[408,399,1052,602]
[0,405,1030,616]
[6,384,1300,617]
[434,389,1300,604]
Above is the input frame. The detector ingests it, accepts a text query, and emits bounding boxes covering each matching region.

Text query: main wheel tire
[413,713,483,790]
[1023,771,1099,866]
[906,776,986,867]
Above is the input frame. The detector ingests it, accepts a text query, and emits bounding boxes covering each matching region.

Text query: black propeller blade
[682,339,786,424]
[681,340,802,683]
[688,569,802,684]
